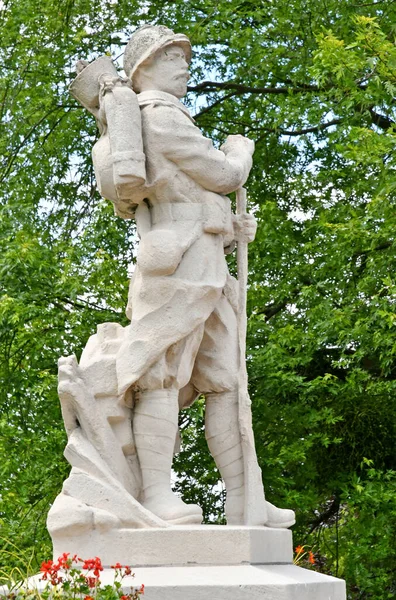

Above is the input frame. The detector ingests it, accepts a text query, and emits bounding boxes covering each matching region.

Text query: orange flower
[308,551,315,564]
[295,545,304,554]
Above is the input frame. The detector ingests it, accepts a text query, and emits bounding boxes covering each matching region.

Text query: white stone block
[23,564,346,600]
[125,564,346,599]
[52,525,293,567]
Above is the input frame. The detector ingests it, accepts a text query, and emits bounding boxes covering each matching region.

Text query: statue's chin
[164,83,187,99]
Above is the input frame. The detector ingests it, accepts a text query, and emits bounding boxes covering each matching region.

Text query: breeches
[135,292,239,396]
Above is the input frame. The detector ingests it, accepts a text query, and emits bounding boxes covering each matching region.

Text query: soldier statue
[60,24,294,535]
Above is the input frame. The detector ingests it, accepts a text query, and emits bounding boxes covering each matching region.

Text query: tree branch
[0,106,63,183]
[309,495,340,533]
[56,296,121,314]
[187,80,326,95]
[258,118,342,137]
[256,287,302,320]
[369,108,395,131]
[193,91,237,118]
[352,240,393,259]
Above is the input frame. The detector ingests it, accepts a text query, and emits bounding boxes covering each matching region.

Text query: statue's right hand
[221,134,255,156]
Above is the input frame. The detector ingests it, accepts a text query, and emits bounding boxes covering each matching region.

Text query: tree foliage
[1,1,395,597]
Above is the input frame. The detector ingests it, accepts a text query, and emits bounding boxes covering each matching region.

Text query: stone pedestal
[107,564,345,600]
[52,525,292,567]
[48,525,346,599]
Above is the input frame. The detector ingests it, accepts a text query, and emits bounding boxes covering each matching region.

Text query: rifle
[236,187,268,526]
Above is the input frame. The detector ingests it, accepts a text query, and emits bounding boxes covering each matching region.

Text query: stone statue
[48,25,295,551]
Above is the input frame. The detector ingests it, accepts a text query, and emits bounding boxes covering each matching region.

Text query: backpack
[70,56,146,219]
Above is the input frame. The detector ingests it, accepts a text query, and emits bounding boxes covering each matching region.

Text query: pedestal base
[52,525,292,566]
[26,564,346,600]
[114,564,346,600]
[48,525,346,598]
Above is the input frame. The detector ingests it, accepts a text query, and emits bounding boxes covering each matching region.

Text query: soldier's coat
[116,91,253,400]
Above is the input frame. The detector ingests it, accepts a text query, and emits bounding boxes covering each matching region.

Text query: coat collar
[137,90,195,122]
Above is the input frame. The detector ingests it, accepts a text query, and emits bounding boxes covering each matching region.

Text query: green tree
[1,1,395,597]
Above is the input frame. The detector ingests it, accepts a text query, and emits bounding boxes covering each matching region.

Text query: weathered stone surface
[52,23,294,540]
[25,564,346,600]
[42,22,346,600]
[126,564,346,600]
[51,525,293,567]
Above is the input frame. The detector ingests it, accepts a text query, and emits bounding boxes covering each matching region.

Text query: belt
[151,203,204,225]
[150,201,233,236]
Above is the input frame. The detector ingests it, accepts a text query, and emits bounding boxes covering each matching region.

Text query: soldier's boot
[205,391,295,528]
[205,391,245,524]
[133,389,203,525]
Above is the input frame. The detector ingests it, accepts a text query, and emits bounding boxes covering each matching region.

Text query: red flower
[120,596,129,600]
[82,559,94,570]
[86,577,98,588]
[40,560,54,580]
[124,566,132,576]
[84,596,94,600]
[82,557,103,578]
[140,583,145,595]
[308,551,315,564]
[111,563,123,569]
[56,553,71,570]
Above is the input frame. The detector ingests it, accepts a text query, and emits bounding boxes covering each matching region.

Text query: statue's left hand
[233,212,257,244]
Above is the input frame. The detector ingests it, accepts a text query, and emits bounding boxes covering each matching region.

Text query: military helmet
[123,25,192,81]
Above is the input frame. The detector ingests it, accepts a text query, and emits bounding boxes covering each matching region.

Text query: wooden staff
[236,187,268,525]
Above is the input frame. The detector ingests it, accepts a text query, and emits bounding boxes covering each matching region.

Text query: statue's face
[136,44,190,98]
